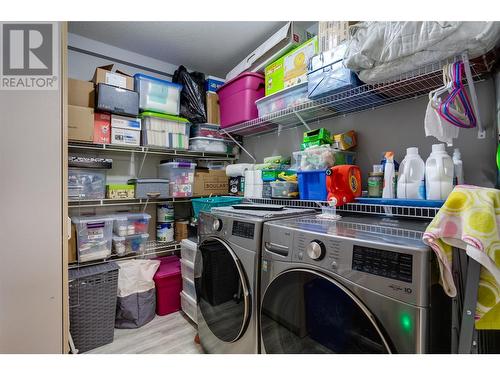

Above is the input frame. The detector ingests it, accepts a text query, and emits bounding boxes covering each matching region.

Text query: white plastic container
[112,213,151,236]
[453,148,464,185]
[292,146,356,171]
[71,216,114,262]
[425,144,454,200]
[382,152,396,199]
[397,147,426,200]
[112,233,149,256]
[180,290,197,323]
[256,82,309,117]
[134,74,182,115]
[158,162,196,198]
[68,168,106,200]
[180,258,194,283]
[180,239,198,263]
[141,112,190,150]
[189,137,227,153]
[182,277,196,300]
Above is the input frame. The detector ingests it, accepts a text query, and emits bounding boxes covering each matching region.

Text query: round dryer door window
[196,238,251,343]
[261,269,391,354]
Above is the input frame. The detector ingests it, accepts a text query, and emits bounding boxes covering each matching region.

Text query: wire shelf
[68,142,236,161]
[68,197,195,208]
[245,198,440,220]
[222,52,494,137]
[68,241,180,269]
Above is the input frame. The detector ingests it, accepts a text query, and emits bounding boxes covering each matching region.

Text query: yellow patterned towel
[423,185,500,329]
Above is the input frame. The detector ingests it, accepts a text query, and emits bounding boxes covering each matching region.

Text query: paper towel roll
[226,163,255,177]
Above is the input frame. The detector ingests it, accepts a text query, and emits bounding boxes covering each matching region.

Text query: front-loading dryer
[260,214,452,354]
[196,206,314,354]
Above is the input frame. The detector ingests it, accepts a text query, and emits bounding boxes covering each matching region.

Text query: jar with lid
[368,165,384,198]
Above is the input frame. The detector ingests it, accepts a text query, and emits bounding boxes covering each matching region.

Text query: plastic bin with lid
[217,72,265,128]
[71,215,114,262]
[256,82,309,117]
[292,145,356,171]
[180,239,198,263]
[270,181,299,199]
[68,168,106,200]
[180,290,197,323]
[189,137,227,153]
[190,123,224,139]
[158,162,196,198]
[153,255,182,316]
[134,73,182,115]
[182,276,196,300]
[112,233,149,256]
[111,213,151,236]
[140,111,191,150]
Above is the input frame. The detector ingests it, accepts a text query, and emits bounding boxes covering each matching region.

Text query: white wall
[240,79,498,188]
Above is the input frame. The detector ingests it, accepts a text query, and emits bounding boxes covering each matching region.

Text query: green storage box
[106,184,135,199]
[265,37,318,96]
[303,128,331,144]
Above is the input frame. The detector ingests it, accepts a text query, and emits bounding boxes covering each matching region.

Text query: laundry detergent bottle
[397,147,425,199]
[382,152,396,199]
[425,144,454,200]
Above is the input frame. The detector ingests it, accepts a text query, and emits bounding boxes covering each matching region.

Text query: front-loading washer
[260,214,452,354]
[196,206,314,354]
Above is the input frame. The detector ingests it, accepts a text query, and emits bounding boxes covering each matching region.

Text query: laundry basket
[191,196,243,218]
[69,262,119,353]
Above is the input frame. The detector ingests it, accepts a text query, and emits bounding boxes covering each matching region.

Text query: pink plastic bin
[153,255,182,316]
[217,72,265,128]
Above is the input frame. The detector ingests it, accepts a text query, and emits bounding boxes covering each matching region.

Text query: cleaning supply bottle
[397,147,426,199]
[425,144,454,200]
[453,148,464,185]
[368,164,384,198]
[382,152,396,199]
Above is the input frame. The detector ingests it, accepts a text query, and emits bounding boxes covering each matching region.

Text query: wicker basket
[69,262,119,353]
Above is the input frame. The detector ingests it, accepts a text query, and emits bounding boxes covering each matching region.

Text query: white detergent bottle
[425,144,454,200]
[453,148,464,185]
[382,151,396,199]
[397,147,426,199]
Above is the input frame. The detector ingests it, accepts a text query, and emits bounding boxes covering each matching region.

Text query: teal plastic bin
[191,196,243,218]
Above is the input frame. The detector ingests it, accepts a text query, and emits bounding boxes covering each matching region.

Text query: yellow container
[333,130,357,151]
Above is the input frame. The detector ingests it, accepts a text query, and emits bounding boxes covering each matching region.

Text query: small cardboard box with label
[94,113,111,144]
[92,64,134,90]
[111,115,142,146]
[265,37,318,96]
[194,169,229,196]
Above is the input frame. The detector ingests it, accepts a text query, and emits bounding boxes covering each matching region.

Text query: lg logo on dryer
[1,22,58,90]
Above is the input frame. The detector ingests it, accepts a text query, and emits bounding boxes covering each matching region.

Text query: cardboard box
[94,113,111,144]
[68,224,77,264]
[92,64,134,90]
[226,22,310,81]
[194,169,229,196]
[265,36,318,96]
[206,92,220,125]
[96,83,139,117]
[68,105,94,142]
[111,127,141,146]
[68,78,95,107]
[205,76,225,92]
[229,176,245,196]
[111,114,141,130]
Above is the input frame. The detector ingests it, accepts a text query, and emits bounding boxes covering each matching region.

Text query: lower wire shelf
[68,241,181,270]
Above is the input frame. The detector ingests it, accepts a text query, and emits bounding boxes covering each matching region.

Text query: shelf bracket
[461,51,486,139]
[293,109,311,132]
[221,129,256,163]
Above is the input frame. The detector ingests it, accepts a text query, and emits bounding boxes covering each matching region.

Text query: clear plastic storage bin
[134,73,182,115]
[111,213,151,236]
[190,123,224,139]
[112,233,149,256]
[71,216,114,262]
[158,162,196,198]
[189,137,227,153]
[256,82,309,117]
[180,239,198,263]
[292,145,357,171]
[68,168,106,200]
[140,111,190,150]
[180,290,197,323]
[270,181,299,199]
[180,258,194,282]
[182,277,196,300]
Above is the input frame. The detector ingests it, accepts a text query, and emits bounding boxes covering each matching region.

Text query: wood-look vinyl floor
[87,312,204,354]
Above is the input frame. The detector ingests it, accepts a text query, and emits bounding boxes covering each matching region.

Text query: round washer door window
[261,269,391,354]
[195,238,251,343]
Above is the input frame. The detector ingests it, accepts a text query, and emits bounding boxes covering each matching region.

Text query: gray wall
[240,78,498,189]
[0,24,64,353]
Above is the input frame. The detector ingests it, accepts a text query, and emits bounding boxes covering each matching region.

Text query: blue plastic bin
[191,196,243,218]
[297,170,328,201]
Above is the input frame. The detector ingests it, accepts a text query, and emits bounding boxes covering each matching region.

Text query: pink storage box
[153,255,182,316]
[217,72,265,128]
